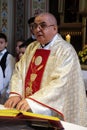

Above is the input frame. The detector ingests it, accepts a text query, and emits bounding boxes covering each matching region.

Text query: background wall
[0,0,49,55]
[0,0,14,54]
[0,0,87,55]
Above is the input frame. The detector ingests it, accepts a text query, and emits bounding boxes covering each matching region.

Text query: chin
[37,39,43,43]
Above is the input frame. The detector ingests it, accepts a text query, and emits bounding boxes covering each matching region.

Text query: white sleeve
[26,98,52,116]
[3,54,15,88]
[0,66,4,92]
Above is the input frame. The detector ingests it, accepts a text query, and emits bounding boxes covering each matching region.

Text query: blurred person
[28,16,36,41]
[21,17,36,48]
[4,12,87,127]
[18,42,28,60]
[15,39,25,61]
[0,32,15,104]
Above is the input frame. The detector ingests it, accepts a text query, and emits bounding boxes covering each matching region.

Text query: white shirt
[0,66,3,92]
[0,49,15,94]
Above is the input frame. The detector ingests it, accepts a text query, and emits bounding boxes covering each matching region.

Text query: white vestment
[10,34,87,127]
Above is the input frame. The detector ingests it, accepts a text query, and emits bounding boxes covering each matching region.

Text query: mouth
[36,34,43,39]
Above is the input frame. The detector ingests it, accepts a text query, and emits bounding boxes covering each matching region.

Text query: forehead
[0,38,6,42]
[35,15,49,23]
[17,41,22,46]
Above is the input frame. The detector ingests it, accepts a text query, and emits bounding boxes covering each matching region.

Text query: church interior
[0,0,87,55]
[0,0,87,129]
[0,0,87,89]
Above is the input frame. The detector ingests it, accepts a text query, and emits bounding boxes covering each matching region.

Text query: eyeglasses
[29,23,35,30]
[32,22,54,30]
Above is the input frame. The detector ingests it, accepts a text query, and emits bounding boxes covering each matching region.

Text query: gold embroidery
[25,73,37,96]
[35,56,42,65]
[26,56,43,96]
[26,87,32,96]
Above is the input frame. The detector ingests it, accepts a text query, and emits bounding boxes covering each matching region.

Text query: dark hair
[19,39,29,48]
[28,17,35,25]
[0,32,7,42]
[16,39,25,43]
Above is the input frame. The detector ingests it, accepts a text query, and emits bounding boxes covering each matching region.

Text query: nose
[34,24,42,31]
[36,25,42,31]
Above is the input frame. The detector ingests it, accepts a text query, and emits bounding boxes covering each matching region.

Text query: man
[21,17,36,47]
[28,16,36,42]
[4,12,87,127]
[17,17,36,60]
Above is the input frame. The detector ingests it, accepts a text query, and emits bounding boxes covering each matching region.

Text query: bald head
[34,12,58,44]
[35,12,57,26]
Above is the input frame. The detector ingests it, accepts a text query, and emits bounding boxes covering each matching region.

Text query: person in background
[15,39,25,61]
[0,32,15,104]
[18,41,28,60]
[20,17,36,48]
[28,16,36,42]
[4,12,87,127]
[0,67,4,96]
[17,17,36,61]
[17,17,36,59]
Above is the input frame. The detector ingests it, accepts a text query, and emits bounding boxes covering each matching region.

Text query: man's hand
[16,99,31,111]
[4,96,21,108]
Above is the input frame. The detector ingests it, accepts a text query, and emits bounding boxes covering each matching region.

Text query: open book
[0,104,64,130]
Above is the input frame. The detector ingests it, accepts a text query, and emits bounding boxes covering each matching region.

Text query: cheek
[0,44,4,48]
[44,31,52,40]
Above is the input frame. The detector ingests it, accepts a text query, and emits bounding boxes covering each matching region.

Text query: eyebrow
[34,21,47,24]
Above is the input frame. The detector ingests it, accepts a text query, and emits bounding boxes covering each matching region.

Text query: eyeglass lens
[33,22,54,30]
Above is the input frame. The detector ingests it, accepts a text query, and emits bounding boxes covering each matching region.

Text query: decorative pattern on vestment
[25,49,50,97]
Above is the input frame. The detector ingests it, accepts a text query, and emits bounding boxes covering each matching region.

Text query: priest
[4,12,87,127]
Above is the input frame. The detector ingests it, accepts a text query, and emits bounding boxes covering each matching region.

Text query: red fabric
[25,49,50,97]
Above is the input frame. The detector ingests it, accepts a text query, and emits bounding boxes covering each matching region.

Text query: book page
[0,105,60,122]
[0,104,8,109]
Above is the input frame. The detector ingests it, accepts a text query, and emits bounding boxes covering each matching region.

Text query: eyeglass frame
[29,23,35,30]
[32,22,55,30]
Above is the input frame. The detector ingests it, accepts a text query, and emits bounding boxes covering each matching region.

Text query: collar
[40,34,58,49]
[0,48,7,55]
[41,42,50,48]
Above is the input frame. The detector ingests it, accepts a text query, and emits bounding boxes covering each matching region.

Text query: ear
[53,25,58,32]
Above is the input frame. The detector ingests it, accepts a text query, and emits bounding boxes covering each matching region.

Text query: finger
[10,101,17,108]
[20,104,29,111]
[4,100,12,108]
[16,101,29,111]
[4,101,9,108]
[16,101,23,110]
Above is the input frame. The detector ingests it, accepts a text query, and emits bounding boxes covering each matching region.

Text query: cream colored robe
[10,34,87,126]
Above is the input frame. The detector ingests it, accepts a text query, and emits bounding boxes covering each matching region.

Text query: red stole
[25,49,50,98]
